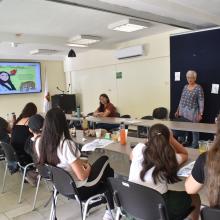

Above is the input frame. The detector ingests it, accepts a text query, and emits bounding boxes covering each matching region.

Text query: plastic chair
[0,141,34,203]
[137,115,153,138]
[32,164,53,210]
[48,165,111,220]
[152,107,168,119]
[108,177,169,220]
[120,115,131,118]
[201,207,220,220]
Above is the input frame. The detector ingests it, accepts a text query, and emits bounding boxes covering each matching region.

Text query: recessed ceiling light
[108,18,150,32]
[30,49,59,55]
[67,35,101,46]
[66,43,88,48]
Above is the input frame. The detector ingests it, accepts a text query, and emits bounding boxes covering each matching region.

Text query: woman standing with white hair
[175,70,204,148]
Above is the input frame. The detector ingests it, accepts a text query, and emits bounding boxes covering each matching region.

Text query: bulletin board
[170,28,220,127]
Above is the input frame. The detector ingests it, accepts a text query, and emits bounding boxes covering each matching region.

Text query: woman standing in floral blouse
[175,70,204,148]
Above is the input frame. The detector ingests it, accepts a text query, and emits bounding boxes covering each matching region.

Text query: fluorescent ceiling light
[67,35,101,46]
[30,49,58,55]
[66,43,88,48]
[108,19,150,32]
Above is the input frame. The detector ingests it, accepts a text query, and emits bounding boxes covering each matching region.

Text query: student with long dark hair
[185,114,220,208]
[93,94,118,117]
[35,108,114,220]
[129,123,200,220]
[11,102,37,165]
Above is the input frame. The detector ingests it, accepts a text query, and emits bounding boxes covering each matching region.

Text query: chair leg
[50,188,58,220]
[18,166,28,203]
[82,202,88,220]
[115,208,121,220]
[82,194,108,220]
[1,161,8,193]
[32,175,41,210]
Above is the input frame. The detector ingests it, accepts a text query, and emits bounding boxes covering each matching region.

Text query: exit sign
[116,72,122,79]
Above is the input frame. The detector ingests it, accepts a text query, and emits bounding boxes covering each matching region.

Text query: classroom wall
[65,29,186,118]
[0,60,65,118]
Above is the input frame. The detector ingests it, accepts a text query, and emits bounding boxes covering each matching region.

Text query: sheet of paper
[175,72,180,81]
[177,161,195,177]
[126,119,142,124]
[211,84,219,94]
[81,139,113,152]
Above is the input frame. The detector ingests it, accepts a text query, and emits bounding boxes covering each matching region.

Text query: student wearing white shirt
[129,123,200,220]
[35,108,114,220]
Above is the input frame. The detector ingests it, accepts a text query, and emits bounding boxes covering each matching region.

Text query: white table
[66,114,216,134]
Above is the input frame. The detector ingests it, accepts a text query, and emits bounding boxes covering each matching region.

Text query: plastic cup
[111,131,119,142]
[95,129,102,138]
[206,140,213,151]
[198,140,207,154]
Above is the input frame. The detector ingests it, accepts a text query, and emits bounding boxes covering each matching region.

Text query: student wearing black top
[11,102,37,166]
[185,114,220,207]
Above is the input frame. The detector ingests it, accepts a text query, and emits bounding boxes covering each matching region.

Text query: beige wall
[0,60,65,118]
[65,29,186,118]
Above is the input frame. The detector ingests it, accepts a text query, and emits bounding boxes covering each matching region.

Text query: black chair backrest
[141,115,154,120]
[120,115,131,118]
[201,207,220,220]
[115,112,120,117]
[0,141,18,162]
[108,177,169,220]
[49,165,78,199]
[152,107,168,119]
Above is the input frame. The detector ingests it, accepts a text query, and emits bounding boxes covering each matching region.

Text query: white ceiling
[0,0,219,60]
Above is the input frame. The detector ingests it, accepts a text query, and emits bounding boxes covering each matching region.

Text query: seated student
[11,102,37,166]
[93,94,118,117]
[185,114,220,208]
[93,94,119,131]
[23,114,44,186]
[24,114,44,163]
[129,123,200,220]
[0,117,11,144]
[35,108,114,220]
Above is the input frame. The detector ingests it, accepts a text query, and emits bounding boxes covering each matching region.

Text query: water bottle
[76,106,80,118]
[120,122,126,145]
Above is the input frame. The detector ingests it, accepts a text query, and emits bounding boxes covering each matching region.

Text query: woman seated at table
[93,94,119,117]
[11,102,37,166]
[185,114,220,209]
[35,108,115,220]
[129,123,200,220]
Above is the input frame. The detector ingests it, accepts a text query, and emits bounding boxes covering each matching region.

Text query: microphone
[66,83,71,93]
[56,86,64,94]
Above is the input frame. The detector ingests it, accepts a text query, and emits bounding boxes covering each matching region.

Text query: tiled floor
[0,150,207,220]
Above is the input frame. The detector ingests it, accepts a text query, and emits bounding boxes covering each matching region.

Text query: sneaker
[103,210,114,220]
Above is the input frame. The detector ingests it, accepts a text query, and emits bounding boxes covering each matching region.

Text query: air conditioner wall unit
[115,45,144,59]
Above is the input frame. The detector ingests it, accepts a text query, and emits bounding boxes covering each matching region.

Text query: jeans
[192,132,199,148]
